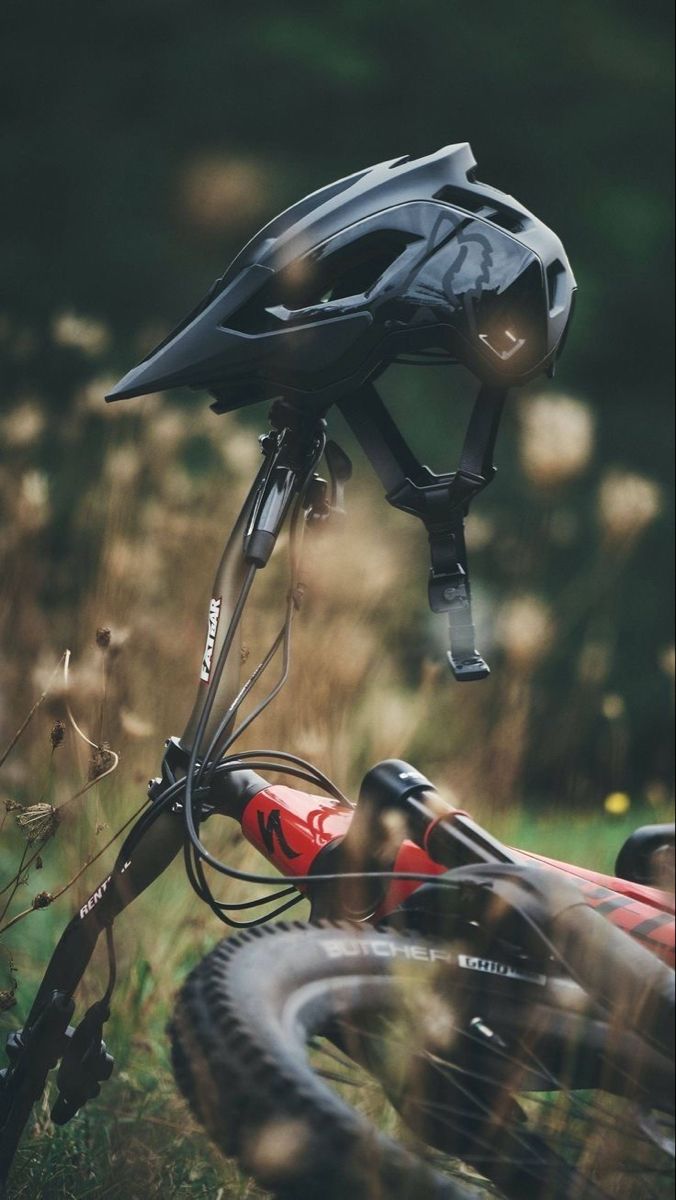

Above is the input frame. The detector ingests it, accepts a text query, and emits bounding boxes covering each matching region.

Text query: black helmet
[106,143,575,411]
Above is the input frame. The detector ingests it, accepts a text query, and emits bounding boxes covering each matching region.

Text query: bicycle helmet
[106,143,575,411]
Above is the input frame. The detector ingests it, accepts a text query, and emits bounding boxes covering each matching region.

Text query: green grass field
[1,801,671,1200]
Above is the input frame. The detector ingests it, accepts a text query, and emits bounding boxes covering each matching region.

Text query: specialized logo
[322,939,452,964]
[80,875,111,920]
[200,597,222,683]
[458,954,546,985]
[257,809,301,859]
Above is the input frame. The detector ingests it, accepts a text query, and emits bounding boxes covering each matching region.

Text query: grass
[1,801,671,1199]
[0,397,672,1198]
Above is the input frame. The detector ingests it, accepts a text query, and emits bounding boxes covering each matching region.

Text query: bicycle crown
[106,143,576,412]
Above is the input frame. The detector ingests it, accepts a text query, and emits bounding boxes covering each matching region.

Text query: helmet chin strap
[339,382,506,681]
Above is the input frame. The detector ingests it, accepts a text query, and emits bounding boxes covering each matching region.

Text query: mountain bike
[0,394,673,1200]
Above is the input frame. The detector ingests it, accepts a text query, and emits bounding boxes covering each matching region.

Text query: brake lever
[51,999,114,1125]
[304,440,353,526]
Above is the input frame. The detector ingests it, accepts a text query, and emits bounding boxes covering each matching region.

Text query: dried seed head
[96,626,112,650]
[32,891,53,910]
[4,797,23,814]
[290,583,306,610]
[15,803,60,844]
[88,743,115,781]
[1,400,45,449]
[52,311,110,356]
[120,709,153,739]
[598,471,662,541]
[19,469,50,526]
[244,1116,311,1182]
[181,155,269,234]
[519,394,594,488]
[50,719,66,749]
[498,594,554,668]
[0,990,17,1012]
[660,645,675,680]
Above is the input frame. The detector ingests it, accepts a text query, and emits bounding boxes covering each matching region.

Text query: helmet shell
[107,144,576,410]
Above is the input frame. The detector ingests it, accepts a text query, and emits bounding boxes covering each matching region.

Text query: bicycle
[1,144,674,1199]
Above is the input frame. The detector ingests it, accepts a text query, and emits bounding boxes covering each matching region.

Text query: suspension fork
[25,804,185,1025]
[0,801,187,1191]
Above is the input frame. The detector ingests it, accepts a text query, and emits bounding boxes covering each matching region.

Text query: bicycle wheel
[168,922,674,1200]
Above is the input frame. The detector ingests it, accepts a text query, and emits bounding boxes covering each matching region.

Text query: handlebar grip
[550,898,675,1059]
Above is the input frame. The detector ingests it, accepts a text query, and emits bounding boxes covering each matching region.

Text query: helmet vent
[223,231,415,333]
[313,231,415,302]
[434,185,528,233]
[546,259,567,314]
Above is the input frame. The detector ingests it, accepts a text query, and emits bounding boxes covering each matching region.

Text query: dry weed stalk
[0,643,123,947]
[0,652,67,773]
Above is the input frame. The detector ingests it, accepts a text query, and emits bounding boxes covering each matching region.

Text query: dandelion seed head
[181,155,270,233]
[497,595,554,667]
[245,1116,310,1182]
[519,394,594,487]
[52,311,110,356]
[2,401,45,448]
[601,694,625,720]
[145,409,187,453]
[659,645,675,680]
[77,374,125,414]
[104,445,141,488]
[221,428,265,476]
[18,470,50,530]
[120,708,154,739]
[598,471,661,540]
[465,511,494,551]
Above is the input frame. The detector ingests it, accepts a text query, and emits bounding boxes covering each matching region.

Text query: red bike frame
[240,782,676,966]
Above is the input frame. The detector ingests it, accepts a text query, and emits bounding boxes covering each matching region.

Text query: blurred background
[0,2,673,1193]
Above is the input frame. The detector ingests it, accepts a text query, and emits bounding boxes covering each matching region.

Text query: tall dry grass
[0,385,672,988]
[0,383,672,1197]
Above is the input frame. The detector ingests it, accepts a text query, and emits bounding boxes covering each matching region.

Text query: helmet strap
[339,382,506,681]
